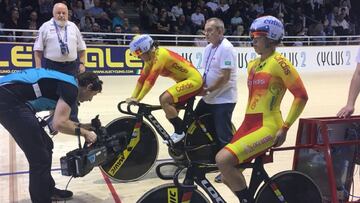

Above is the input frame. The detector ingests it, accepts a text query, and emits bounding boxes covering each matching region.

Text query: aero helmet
[250,15,284,41]
[129,34,154,57]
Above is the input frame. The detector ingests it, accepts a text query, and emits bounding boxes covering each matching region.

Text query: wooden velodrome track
[0,70,359,203]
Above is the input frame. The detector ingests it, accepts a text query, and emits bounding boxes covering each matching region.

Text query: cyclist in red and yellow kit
[127,35,203,144]
[215,16,308,203]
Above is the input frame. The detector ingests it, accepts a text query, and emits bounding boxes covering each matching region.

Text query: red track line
[101,170,122,203]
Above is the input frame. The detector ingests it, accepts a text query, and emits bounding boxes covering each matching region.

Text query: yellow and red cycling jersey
[131,47,203,103]
[226,51,308,163]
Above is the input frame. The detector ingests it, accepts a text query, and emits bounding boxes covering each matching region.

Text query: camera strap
[75,123,82,149]
[53,19,68,52]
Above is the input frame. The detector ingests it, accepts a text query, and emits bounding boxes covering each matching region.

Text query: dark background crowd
[0,0,358,45]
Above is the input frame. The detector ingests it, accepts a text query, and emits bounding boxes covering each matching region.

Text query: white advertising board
[166,45,359,73]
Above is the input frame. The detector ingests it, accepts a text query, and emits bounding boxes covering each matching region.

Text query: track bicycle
[100,97,223,182]
[137,148,323,203]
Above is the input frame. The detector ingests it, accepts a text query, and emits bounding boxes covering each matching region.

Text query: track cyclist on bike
[126,34,203,144]
[215,16,309,203]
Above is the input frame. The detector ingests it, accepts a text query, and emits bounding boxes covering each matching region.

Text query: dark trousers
[195,99,236,148]
[44,58,78,76]
[0,87,55,203]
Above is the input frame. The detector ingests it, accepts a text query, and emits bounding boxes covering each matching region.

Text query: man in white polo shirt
[338,47,360,118]
[191,6,205,33]
[34,2,86,76]
[195,17,238,182]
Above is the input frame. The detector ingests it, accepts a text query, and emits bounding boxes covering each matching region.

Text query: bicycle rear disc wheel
[255,170,322,203]
[100,116,158,182]
[137,183,210,203]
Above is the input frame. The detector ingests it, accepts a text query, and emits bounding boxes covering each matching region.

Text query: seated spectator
[138,0,153,32]
[130,26,140,34]
[339,6,349,21]
[171,1,183,19]
[18,0,39,27]
[232,25,250,47]
[108,25,124,45]
[308,22,326,45]
[125,25,141,45]
[73,0,86,21]
[254,0,264,15]
[194,29,207,47]
[230,10,243,29]
[191,6,205,33]
[183,1,194,22]
[156,9,170,34]
[80,14,94,32]
[323,18,335,36]
[165,8,177,25]
[68,9,74,22]
[331,12,349,36]
[122,18,131,33]
[83,0,94,10]
[216,0,230,21]
[174,14,191,35]
[244,2,258,23]
[293,28,308,46]
[327,6,339,26]
[86,0,104,19]
[87,22,104,44]
[96,12,111,32]
[339,0,351,19]
[112,9,125,29]
[25,10,40,29]
[38,0,53,24]
[105,1,119,19]
[146,7,159,33]
[4,7,22,42]
[22,23,37,43]
[206,0,219,14]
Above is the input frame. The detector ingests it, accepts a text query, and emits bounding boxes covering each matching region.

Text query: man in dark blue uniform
[0,68,103,203]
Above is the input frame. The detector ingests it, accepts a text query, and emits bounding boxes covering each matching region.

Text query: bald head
[53,3,68,26]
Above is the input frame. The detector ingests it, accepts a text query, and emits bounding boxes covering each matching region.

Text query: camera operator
[34,2,86,75]
[0,68,103,202]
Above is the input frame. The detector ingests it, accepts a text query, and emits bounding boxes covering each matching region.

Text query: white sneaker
[163,132,185,144]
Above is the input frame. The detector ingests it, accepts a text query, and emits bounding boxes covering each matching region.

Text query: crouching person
[0,68,103,202]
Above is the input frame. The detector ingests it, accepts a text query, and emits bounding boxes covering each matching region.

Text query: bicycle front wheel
[255,170,322,203]
[137,183,210,203]
[100,116,158,182]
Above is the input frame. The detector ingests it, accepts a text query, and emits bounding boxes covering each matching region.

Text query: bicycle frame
[118,97,208,147]
[158,150,285,203]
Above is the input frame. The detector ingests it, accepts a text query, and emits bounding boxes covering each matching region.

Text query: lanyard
[203,39,223,85]
[53,19,67,44]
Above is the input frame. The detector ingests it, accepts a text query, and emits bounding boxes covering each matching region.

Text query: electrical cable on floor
[64,176,73,203]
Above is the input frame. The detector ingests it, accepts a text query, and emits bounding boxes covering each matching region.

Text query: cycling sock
[234,188,254,203]
[169,117,183,134]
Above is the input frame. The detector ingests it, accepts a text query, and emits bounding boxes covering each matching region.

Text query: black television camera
[60,116,127,177]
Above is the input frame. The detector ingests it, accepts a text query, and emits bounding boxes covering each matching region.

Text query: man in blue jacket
[0,68,102,202]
